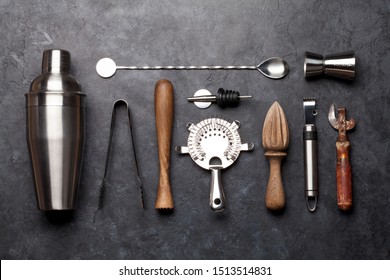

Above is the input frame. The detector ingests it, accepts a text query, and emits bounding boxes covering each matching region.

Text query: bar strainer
[176,118,254,212]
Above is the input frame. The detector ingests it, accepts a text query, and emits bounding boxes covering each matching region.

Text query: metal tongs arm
[98,99,144,209]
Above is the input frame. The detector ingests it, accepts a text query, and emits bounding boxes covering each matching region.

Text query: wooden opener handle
[336,140,352,211]
[154,80,174,210]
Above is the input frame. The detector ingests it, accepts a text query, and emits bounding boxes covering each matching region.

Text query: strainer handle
[210,168,225,212]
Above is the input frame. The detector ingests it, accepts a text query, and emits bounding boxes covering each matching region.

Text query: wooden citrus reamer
[262,101,289,211]
[154,80,174,210]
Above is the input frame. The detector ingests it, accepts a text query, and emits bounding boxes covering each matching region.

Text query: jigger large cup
[304,51,355,80]
[25,49,86,210]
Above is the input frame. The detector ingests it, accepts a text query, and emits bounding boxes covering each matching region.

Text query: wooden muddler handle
[336,140,352,211]
[265,151,286,211]
[154,79,174,210]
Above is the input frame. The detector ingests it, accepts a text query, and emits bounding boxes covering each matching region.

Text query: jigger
[304,51,355,80]
[26,49,86,210]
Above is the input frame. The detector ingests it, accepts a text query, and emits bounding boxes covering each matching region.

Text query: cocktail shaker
[26,49,86,210]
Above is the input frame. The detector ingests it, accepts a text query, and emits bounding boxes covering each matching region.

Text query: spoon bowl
[258,57,289,79]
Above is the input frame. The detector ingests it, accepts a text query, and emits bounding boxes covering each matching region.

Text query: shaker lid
[42,49,71,74]
[29,49,83,94]
[26,49,85,107]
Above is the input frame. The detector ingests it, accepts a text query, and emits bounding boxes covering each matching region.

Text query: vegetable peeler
[303,98,318,212]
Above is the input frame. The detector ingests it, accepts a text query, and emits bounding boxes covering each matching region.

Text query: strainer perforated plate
[176,118,253,211]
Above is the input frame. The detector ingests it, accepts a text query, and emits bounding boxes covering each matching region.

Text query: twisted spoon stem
[117,65,259,70]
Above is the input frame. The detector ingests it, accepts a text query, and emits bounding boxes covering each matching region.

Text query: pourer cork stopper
[42,49,71,74]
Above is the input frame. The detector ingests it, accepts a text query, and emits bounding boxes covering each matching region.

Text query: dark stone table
[1,0,389,259]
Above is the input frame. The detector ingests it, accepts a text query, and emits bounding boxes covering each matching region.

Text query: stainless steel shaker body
[26,49,86,210]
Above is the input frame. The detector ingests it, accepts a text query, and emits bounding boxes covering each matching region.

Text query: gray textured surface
[1,0,389,259]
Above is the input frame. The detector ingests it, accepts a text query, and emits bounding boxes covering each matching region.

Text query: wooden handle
[265,152,286,211]
[154,79,174,210]
[336,140,352,211]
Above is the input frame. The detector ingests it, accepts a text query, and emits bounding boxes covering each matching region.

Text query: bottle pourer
[188,88,252,109]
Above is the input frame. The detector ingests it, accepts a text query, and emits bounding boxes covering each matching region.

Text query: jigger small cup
[304,51,355,80]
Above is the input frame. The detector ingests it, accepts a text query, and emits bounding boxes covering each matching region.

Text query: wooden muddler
[262,102,289,211]
[154,79,174,210]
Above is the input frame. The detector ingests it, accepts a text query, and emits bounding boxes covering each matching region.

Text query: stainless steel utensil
[176,118,254,212]
[96,57,289,79]
[303,97,318,212]
[304,51,355,80]
[97,99,144,210]
[26,49,86,210]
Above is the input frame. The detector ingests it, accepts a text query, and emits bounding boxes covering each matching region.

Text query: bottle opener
[328,104,356,211]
